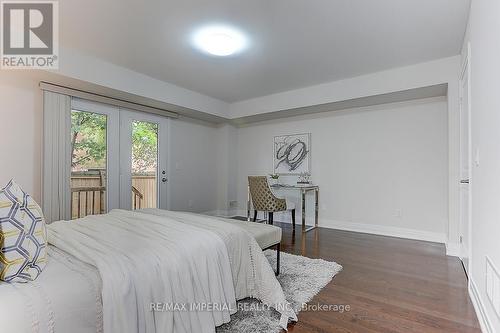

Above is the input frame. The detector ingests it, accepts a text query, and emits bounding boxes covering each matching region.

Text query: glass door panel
[120,111,168,211]
[131,120,158,209]
[70,110,108,219]
[70,98,120,218]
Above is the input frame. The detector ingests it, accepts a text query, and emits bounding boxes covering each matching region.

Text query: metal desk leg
[301,190,318,232]
[303,188,318,233]
[301,189,306,231]
[315,188,319,228]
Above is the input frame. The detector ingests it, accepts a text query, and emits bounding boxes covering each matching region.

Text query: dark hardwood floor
[246,218,480,332]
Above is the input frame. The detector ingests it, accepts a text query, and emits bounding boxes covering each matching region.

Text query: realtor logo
[1,1,58,69]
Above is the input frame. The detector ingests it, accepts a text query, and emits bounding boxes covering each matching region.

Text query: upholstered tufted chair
[248,176,296,228]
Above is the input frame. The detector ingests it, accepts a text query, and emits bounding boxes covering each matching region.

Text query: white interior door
[119,110,169,210]
[459,52,471,275]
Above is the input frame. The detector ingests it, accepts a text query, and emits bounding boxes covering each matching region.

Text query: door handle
[460,179,470,184]
[161,177,168,183]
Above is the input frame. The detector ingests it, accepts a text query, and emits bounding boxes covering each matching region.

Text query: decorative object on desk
[269,173,280,185]
[274,133,311,174]
[297,172,311,184]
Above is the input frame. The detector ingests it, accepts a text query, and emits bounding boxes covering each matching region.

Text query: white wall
[168,117,220,213]
[462,1,500,331]
[213,124,239,216]
[0,72,43,202]
[235,97,449,242]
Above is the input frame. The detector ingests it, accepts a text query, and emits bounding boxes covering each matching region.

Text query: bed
[0,209,296,333]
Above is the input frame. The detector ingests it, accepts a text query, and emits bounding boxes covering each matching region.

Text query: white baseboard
[319,219,446,244]
[445,242,461,257]
[204,210,446,244]
[469,278,494,333]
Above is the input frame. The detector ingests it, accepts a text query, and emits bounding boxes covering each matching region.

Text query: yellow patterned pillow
[0,180,47,282]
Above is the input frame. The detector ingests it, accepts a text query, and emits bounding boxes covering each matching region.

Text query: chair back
[248,176,286,212]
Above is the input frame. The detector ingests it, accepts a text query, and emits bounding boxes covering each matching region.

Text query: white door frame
[459,42,472,276]
[71,98,121,212]
[119,109,170,210]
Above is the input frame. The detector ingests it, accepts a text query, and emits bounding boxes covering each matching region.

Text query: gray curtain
[42,91,71,223]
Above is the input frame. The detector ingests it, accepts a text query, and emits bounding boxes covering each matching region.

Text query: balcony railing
[70,173,155,219]
[71,186,105,219]
[132,186,144,210]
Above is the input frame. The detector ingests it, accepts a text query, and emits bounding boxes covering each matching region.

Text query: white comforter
[28,209,295,333]
[0,246,103,333]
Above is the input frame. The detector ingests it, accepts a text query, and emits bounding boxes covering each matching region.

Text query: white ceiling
[60,0,470,103]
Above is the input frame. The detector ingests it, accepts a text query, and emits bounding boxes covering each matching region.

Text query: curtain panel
[42,91,71,223]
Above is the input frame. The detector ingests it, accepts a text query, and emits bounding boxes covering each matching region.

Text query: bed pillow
[0,180,47,282]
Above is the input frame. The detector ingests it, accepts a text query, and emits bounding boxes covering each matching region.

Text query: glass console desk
[247,184,319,233]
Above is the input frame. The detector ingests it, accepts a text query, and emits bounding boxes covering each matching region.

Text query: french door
[70,98,169,219]
[119,110,169,210]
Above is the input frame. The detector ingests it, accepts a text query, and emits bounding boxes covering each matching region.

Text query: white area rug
[217,250,342,333]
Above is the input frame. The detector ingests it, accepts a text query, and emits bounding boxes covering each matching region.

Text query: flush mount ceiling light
[192,25,248,56]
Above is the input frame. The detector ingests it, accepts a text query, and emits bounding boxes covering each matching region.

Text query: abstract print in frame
[274,133,311,174]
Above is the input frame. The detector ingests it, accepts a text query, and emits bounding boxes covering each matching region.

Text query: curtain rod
[39,81,178,119]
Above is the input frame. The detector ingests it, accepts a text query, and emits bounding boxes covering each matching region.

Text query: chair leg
[269,212,274,225]
[253,210,257,222]
[276,243,280,276]
[291,209,296,230]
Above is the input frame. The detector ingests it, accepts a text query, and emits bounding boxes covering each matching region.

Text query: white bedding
[0,247,103,333]
[0,209,296,333]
